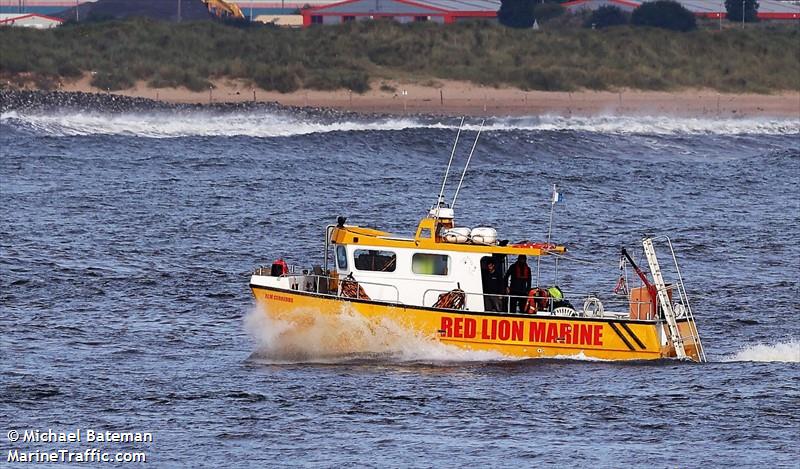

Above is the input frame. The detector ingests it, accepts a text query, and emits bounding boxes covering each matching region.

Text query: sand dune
[51,76,800,118]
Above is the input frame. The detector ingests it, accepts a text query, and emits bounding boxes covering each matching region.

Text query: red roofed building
[0,13,63,28]
[300,0,500,27]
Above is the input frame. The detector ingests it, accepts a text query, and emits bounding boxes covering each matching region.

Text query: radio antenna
[435,117,465,209]
[451,120,484,210]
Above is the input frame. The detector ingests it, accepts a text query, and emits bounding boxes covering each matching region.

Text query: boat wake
[720,339,800,363]
[244,305,514,365]
[2,110,798,138]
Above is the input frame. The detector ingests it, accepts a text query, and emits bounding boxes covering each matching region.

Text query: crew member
[481,258,504,312]
[505,255,531,314]
[548,285,571,309]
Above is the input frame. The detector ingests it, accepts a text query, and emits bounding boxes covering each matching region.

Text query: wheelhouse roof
[331,219,566,256]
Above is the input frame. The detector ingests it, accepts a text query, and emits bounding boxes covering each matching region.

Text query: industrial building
[563,0,800,20]
[0,12,62,27]
[2,0,797,22]
[0,0,502,23]
[301,0,501,26]
[0,1,339,17]
[254,13,304,26]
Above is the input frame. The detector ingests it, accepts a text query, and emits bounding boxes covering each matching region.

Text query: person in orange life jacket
[481,259,504,312]
[271,258,288,276]
[504,255,531,314]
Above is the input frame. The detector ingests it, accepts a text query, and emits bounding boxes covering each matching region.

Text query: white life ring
[673,303,687,319]
[583,297,604,318]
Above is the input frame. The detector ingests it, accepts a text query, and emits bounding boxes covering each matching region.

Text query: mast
[451,120,484,210]
[434,117,464,211]
[537,184,560,286]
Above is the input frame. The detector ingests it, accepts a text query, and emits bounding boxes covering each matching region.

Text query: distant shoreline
[3,81,800,119]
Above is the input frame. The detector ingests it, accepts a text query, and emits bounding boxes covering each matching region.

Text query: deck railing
[254,268,665,320]
[254,269,402,304]
[421,287,656,319]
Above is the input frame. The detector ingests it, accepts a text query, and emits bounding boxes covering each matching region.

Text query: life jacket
[513,263,531,280]
[547,286,563,300]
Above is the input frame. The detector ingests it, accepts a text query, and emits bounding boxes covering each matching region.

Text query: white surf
[721,339,800,363]
[3,110,798,138]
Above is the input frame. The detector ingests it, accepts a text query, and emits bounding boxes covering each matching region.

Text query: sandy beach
[35,76,800,117]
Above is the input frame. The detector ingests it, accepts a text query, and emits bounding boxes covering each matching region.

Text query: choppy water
[1,109,799,467]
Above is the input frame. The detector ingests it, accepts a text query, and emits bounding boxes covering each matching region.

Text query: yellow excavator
[203,0,245,19]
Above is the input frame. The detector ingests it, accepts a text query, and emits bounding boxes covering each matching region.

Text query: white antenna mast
[537,184,560,286]
[451,120,484,210]
[435,117,465,208]
[546,183,559,245]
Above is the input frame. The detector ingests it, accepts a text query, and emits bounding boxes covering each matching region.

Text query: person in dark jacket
[505,255,531,313]
[481,259,504,312]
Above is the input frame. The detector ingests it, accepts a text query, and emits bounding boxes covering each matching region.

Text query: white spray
[244,303,513,364]
[721,339,800,363]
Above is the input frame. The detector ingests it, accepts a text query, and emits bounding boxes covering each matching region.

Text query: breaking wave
[244,305,513,364]
[2,110,798,138]
[721,339,800,363]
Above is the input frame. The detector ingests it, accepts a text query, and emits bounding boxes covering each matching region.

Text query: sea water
[1,109,798,467]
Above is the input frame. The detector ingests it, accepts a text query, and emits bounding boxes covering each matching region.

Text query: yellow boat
[249,207,706,362]
[250,124,706,362]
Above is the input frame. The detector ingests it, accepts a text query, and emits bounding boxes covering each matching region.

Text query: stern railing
[644,236,707,362]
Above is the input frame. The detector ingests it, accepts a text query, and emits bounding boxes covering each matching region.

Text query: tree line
[498,0,762,31]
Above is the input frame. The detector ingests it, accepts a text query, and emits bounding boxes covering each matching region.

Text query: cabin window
[354,249,396,272]
[414,16,428,22]
[343,15,355,22]
[336,245,348,270]
[412,253,449,276]
[311,15,323,24]
[418,228,431,239]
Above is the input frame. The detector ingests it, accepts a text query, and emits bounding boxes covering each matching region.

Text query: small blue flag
[551,186,562,204]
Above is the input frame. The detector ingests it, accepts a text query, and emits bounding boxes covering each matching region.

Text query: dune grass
[1,18,797,93]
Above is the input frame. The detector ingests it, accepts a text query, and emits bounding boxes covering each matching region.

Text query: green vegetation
[498,0,565,28]
[498,0,536,29]
[586,6,629,29]
[533,3,566,23]
[1,18,798,93]
[725,0,759,23]
[631,1,697,32]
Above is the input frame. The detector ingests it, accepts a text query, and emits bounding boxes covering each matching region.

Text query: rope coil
[433,288,466,310]
[340,274,370,300]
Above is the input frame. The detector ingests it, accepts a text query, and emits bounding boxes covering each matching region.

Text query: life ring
[524,289,537,314]
[525,288,550,314]
[583,297,604,318]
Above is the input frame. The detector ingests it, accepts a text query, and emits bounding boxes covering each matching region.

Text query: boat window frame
[353,249,397,273]
[336,245,348,270]
[411,253,450,276]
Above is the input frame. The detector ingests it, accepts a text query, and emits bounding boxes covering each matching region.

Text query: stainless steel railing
[255,268,658,320]
[254,269,401,304]
[422,287,656,319]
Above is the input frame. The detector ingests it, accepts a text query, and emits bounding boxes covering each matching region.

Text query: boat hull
[250,284,702,361]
